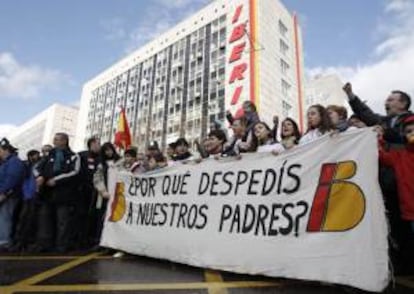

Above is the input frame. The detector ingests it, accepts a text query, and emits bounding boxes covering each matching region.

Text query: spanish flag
[114,107,132,150]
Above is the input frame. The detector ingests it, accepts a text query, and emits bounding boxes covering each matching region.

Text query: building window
[306,95,314,106]
[282,101,292,117]
[279,20,288,37]
[281,79,291,97]
[280,39,289,55]
[280,59,290,75]
[219,28,226,42]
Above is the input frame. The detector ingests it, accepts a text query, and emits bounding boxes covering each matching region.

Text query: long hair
[281,118,302,144]
[100,142,120,162]
[306,104,332,134]
[252,121,273,146]
[100,142,121,186]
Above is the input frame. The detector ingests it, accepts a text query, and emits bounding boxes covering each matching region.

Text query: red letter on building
[229,63,247,84]
[232,5,243,24]
[230,86,243,105]
[229,42,246,63]
[229,23,246,43]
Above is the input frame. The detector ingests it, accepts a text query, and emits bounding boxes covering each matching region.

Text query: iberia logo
[109,182,126,222]
[307,161,366,232]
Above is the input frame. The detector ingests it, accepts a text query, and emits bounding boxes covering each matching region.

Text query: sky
[1,0,413,137]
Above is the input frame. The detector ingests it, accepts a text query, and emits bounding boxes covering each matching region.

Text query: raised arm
[343,83,383,126]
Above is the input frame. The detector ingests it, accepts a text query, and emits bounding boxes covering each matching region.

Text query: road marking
[204,269,228,294]
[0,288,13,294]
[396,276,414,288]
[0,256,78,260]
[13,252,102,286]
[7,281,281,292]
[0,255,117,261]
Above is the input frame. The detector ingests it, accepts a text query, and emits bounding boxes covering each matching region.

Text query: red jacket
[379,144,414,221]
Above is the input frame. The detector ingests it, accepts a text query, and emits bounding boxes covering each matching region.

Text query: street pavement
[1,250,413,294]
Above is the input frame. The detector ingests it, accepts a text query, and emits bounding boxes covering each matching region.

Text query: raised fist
[343,82,353,97]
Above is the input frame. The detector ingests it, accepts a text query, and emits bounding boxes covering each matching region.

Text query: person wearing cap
[0,138,25,251]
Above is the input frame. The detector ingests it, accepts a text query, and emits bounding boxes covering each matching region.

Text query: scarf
[53,149,64,173]
[336,120,349,132]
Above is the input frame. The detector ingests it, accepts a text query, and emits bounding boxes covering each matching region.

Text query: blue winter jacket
[0,153,25,195]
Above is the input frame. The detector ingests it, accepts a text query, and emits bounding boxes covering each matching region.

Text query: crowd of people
[0,83,413,273]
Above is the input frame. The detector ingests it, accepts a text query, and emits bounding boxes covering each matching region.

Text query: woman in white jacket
[299,104,333,145]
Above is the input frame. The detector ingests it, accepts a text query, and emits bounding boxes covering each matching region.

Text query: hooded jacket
[379,141,414,220]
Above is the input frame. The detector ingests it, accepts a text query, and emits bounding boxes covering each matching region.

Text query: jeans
[36,201,75,251]
[0,197,18,245]
[13,199,37,246]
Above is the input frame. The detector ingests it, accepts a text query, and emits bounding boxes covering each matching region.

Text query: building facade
[75,0,305,151]
[304,74,348,110]
[9,104,79,158]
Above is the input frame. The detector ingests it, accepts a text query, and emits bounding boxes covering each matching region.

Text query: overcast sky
[1,0,413,137]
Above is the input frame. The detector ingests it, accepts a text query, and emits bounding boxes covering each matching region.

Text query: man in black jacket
[77,137,101,249]
[343,83,412,145]
[343,83,412,273]
[36,133,80,252]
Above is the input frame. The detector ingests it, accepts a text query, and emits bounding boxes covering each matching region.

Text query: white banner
[101,129,389,292]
